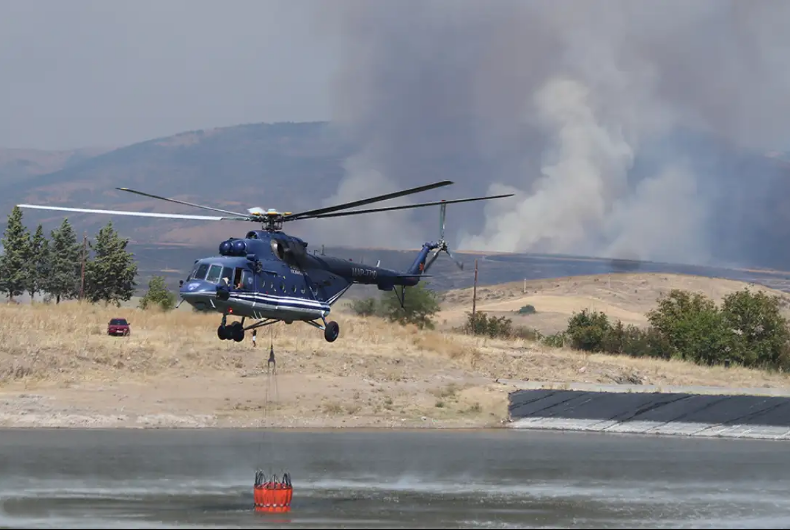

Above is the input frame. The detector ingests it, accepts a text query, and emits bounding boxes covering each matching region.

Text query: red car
[108,318,131,337]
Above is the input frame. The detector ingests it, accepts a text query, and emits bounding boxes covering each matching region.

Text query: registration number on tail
[352,267,377,279]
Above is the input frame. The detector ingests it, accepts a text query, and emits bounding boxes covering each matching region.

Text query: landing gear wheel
[217,325,228,340]
[231,322,245,342]
[324,321,340,343]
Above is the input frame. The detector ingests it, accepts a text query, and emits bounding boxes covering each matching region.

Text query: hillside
[0,147,115,186]
[3,122,355,246]
[1,273,789,429]
[438,272,790,334]
[3,121,790,271]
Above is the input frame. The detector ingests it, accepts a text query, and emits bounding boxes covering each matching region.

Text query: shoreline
[5,377,790,434]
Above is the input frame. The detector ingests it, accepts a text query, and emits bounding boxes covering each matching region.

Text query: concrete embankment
[507,383,790,440]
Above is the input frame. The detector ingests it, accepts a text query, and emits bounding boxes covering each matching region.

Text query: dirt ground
[2,272,789,430]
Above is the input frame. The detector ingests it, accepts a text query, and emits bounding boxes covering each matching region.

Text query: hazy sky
[0,0,336,150]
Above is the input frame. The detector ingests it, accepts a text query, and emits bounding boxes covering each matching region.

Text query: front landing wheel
[324,321,340,343]
[231,322,245,342]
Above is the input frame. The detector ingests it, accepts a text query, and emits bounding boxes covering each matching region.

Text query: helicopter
[18,180,512,343]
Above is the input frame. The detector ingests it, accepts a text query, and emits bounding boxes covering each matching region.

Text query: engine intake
[271,237,307,265]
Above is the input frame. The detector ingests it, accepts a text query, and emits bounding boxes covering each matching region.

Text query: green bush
[544,288,790,372]
[542,332,567,348]
[720,289,790,370]
[350,297,384,317]
[645,289,727,365]
[566,309,613,352]
[138,275,177,311]
[465,312,510,338]
[381,283,441,330]
[463,311,541,340]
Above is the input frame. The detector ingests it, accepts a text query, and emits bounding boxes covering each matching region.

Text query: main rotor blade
[17,204,247,221]
[116,187,250,217]
[283,180,454,220]
[296,194,514,219]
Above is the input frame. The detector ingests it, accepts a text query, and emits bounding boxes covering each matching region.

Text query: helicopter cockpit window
[206,264,223,284]
[193,263,209,281]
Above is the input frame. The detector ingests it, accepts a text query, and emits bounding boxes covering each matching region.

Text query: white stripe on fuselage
[227,283,353,308]
[229,292,327,308]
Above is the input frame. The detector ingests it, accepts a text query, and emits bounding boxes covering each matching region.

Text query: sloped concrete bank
[507,386,790,440]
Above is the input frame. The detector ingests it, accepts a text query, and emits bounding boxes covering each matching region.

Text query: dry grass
[0,296,787,386]
[2,273,790,429]
[438,272,790,334]
[2,299,789,389]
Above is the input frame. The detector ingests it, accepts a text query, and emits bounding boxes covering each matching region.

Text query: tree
[566,309,613,352]
[84,222,138,306]
[43,219,82,304]
[0,206,30,301]
[381,283,440,330]
[720,289,790,370]
[139,275,177,311]
[646,289,731,365]
[25,224,49,301]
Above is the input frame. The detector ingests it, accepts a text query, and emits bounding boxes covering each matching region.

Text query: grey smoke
[318,0,790,267]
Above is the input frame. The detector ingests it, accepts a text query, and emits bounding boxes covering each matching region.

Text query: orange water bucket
[254,471,293,513]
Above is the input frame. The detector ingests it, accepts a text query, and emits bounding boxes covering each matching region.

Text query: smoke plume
[318,0,790,268]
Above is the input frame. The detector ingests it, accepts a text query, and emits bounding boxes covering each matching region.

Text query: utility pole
[523,278,526,294]
[472,259,479,317]
[80,233,87,301]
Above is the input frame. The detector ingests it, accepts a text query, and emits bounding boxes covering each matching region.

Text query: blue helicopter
[18,181,512,343]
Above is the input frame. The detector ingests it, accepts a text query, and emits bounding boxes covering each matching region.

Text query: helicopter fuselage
[178,229,434,323]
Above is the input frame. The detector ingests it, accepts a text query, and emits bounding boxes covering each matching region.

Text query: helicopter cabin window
[234,268,253,290]
[206,264,223,284]
[222,267,233,287]
[193,263,209,281]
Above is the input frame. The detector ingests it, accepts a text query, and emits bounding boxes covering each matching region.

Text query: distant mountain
[3,121,790,271]
[0,146,115,187]
[1,122,354,245]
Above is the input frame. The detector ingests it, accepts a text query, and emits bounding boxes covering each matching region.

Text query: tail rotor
[424,202,464,273]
